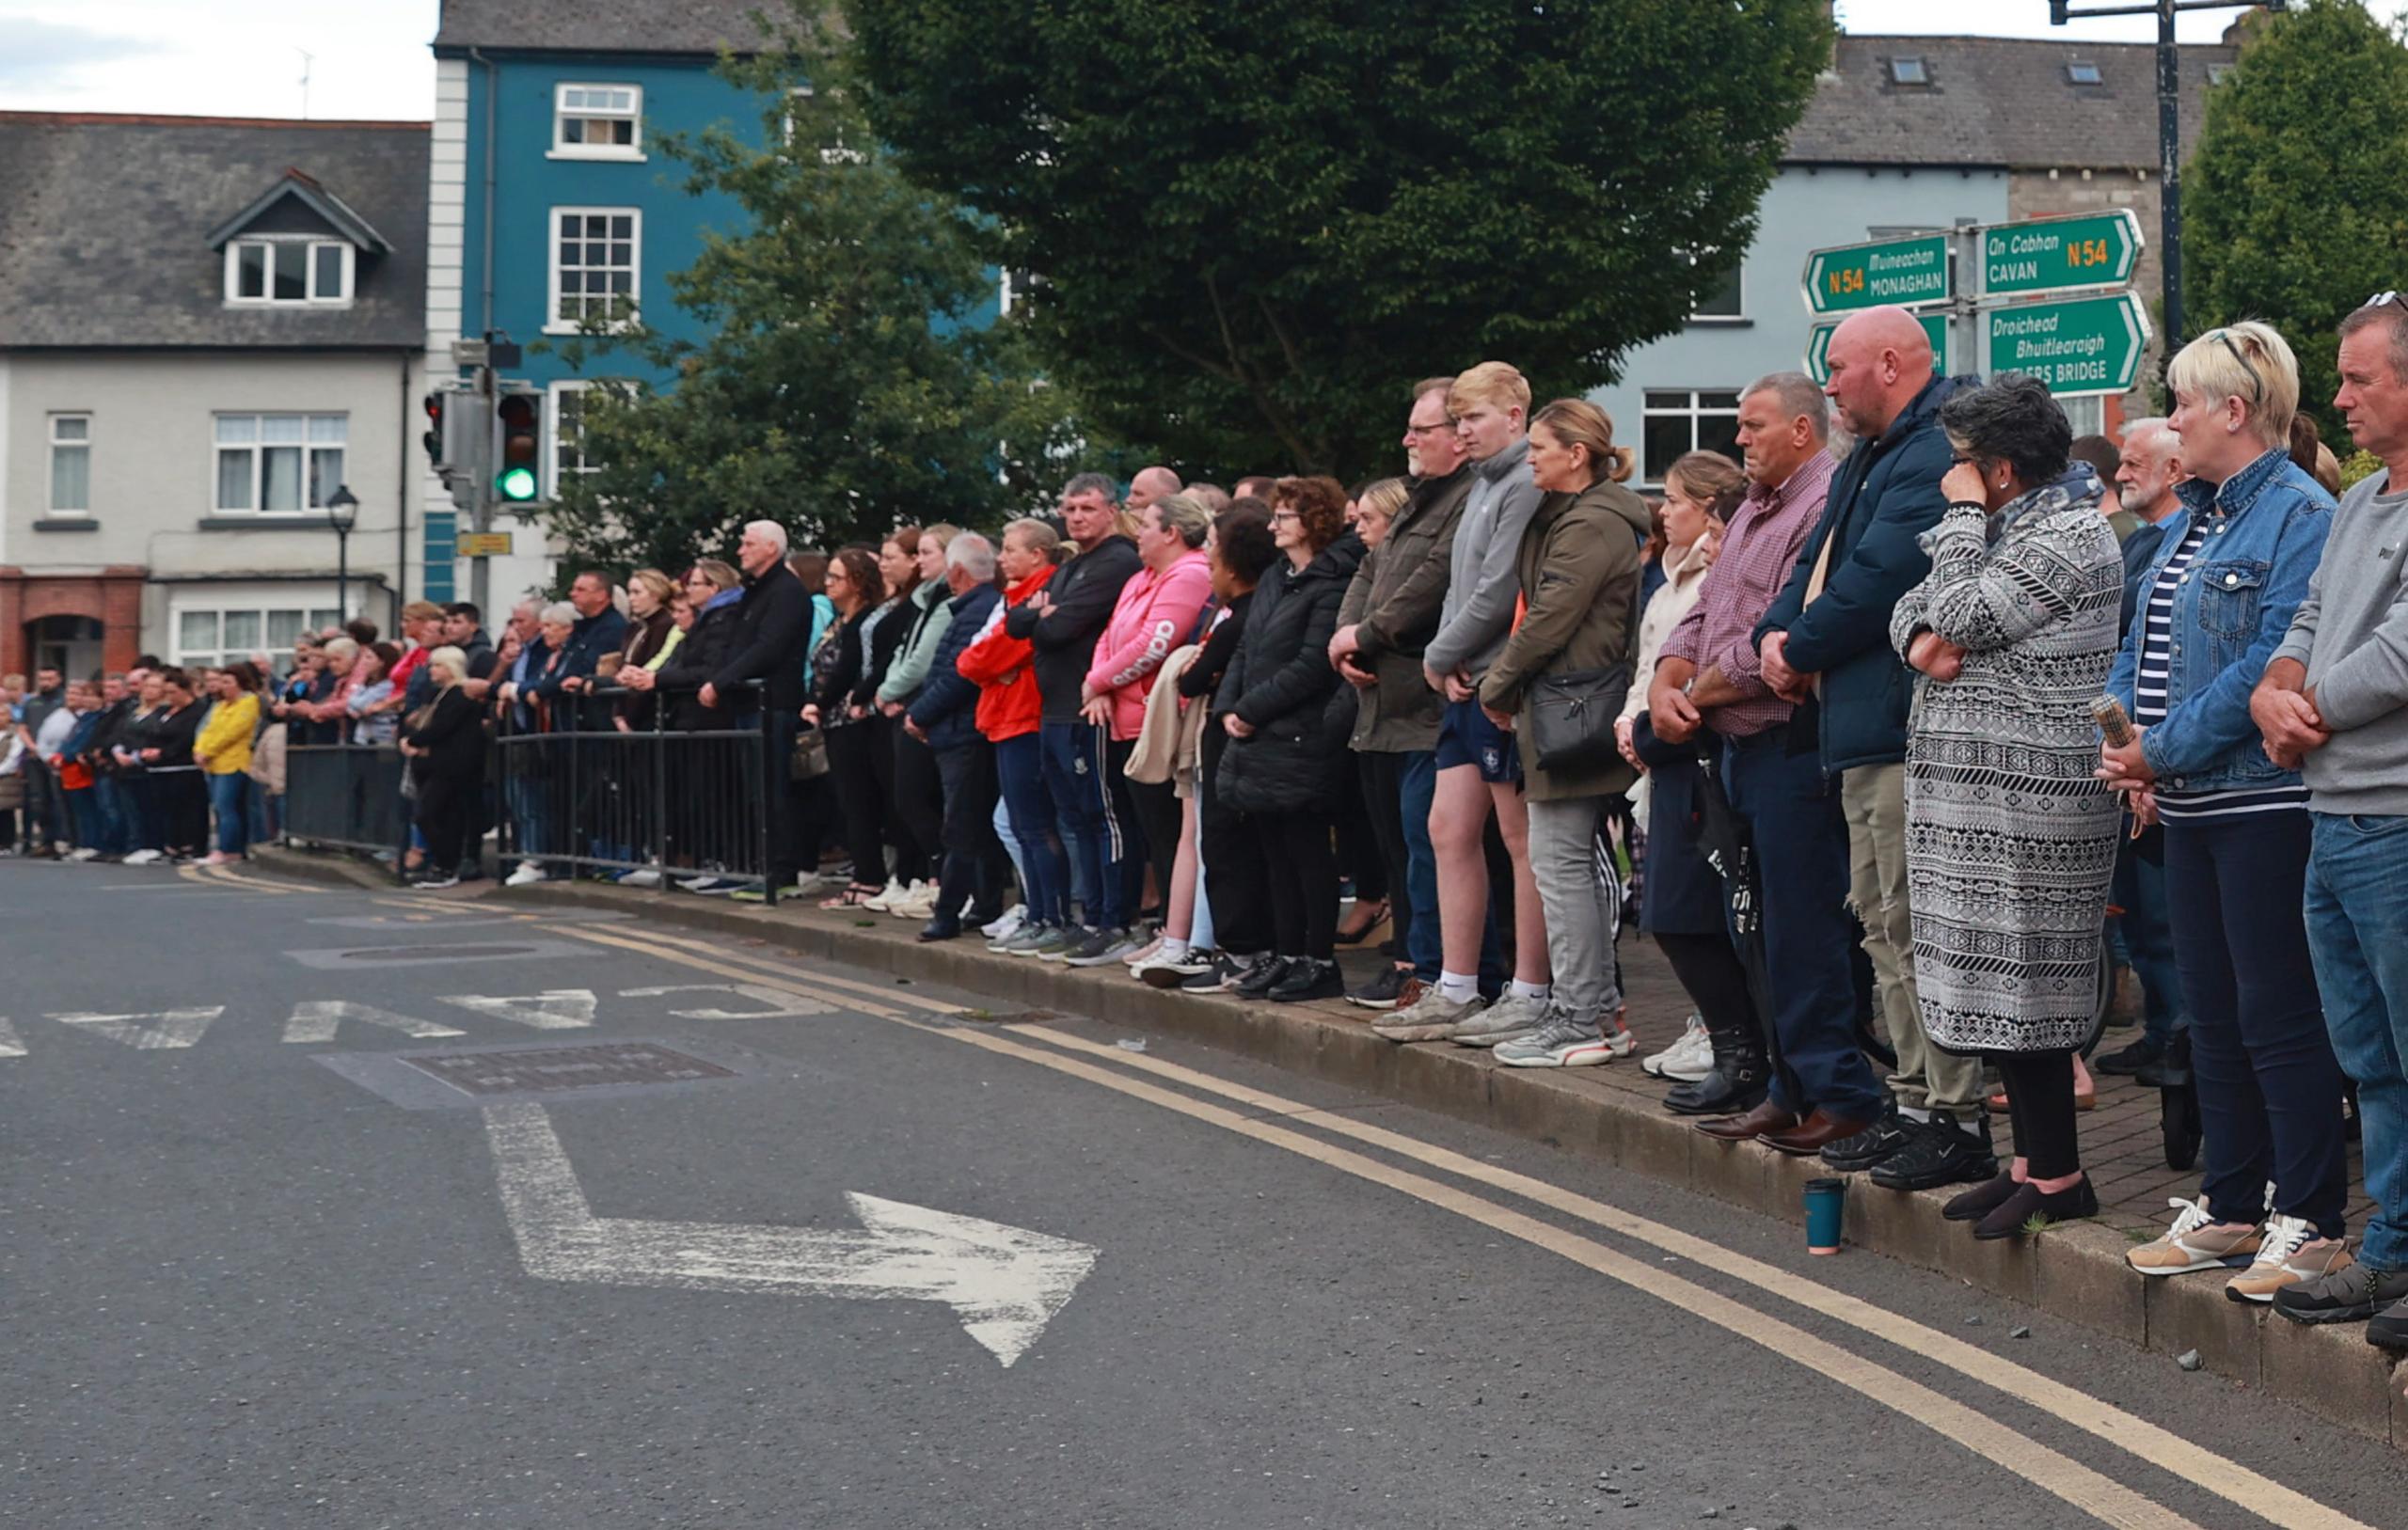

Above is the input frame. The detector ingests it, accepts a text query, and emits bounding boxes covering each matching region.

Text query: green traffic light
[495,465,539,502]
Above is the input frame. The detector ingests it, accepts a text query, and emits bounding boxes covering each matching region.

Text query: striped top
[2133,516,2306,820]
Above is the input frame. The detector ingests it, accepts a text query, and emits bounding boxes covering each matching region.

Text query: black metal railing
[284,743,407,855]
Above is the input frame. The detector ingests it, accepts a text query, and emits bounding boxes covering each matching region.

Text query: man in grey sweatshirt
[2253,296,2408,1342]
[1377,361,1556,1049]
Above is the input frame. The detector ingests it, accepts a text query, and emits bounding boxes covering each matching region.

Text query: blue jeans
[67,787,101,851]
[2306,812,2408,1269]
[2165,812,2346,1237]
[1398,750,1442,980]
[1721,733,1887,1121]
[998,733,1069,925]
[1039,719,1131,929]
[2111,838,2186,1047]
[93,775,131,856]
[208,771,248,855]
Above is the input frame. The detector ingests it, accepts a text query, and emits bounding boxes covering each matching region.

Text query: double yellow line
[538,921,2368,1530]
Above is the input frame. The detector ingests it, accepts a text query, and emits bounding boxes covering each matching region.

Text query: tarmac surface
[7,856,2405,1529]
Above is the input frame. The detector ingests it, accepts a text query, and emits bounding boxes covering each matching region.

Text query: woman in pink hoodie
[1082,493,1213,926]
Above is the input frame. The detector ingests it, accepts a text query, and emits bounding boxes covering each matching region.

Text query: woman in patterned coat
[1888,372,2124,1241]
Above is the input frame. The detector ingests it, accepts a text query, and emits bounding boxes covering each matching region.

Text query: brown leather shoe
[1696,1101,1799,1141]
[1760,1108,1876,1157]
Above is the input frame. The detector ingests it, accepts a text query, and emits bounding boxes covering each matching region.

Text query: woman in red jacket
[1083,493,1214,937]
[959,518,1070,954]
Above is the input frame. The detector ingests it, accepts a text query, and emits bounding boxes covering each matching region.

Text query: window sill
[547,149,645,163]
[224,298,355,310]
[1685,316,1753,328]
[542,322,636,337]
[34,516,96,531]
[198,515,330,531]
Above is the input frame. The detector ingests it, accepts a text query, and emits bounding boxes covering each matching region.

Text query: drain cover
[401,1041,736,1096]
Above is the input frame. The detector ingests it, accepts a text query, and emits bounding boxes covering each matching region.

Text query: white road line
[282,999,466,1044]
[51,1006,225,1050]
[483,1100,1098,1366]
[0,1017,24,1058]
[437,989,600,1031]
[617,983,836,1020]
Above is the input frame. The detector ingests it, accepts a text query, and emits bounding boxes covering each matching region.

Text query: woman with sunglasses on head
[2103,321,2350,1305]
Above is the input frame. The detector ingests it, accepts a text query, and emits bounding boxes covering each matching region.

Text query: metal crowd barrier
[493,679,780,900]
[283,743,407,855]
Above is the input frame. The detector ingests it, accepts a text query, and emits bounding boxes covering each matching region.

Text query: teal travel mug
[1804,1177,1846,1254]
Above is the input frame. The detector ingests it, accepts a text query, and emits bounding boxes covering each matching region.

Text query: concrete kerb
[250,844,2408,1448]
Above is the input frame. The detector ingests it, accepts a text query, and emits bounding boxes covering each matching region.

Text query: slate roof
[0,115,428,350]
[1789,35,2239,170]
[433,0,773,55]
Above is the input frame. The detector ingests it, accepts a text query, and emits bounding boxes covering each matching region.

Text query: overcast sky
[1,1,2401,123]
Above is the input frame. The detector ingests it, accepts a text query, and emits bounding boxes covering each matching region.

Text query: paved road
[6,858,2403,1529]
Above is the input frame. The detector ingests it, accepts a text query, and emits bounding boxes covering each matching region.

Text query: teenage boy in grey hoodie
[1376,361,1555,1047]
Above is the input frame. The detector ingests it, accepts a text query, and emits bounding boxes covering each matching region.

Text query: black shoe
[2272,1261,2408,1325]
[1269,957,1344,1003]
[2134,1031,2191,1090]
[1972,1177,2099,1240]
[917,915,962,942]
[1943,1170,2021,1222]
[2095,1036,2168,1077]
[2368,1295,2408,1350]
[1870,1110,1998,1191]
[1663,1057,1768,1117]
[1345,965,1414,1009]
[1182,951,1249,993]
[1230,954,1291,1000]
[1819,1100,1911,1172]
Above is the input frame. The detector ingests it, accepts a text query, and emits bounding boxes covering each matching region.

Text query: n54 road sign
[1981,210,2142,300]
[1802,233,1952,315]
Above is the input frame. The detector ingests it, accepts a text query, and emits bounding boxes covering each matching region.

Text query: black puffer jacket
[1214,534,1365,814]
[652,596,742,731]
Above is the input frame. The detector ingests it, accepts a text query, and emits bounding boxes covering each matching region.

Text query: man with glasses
[1753,306,1990,1176]
[1328,377,1477,1010]
[2254,292,2408,1342]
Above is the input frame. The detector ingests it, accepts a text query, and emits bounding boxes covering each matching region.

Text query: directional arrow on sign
[483,1102,1099,1366]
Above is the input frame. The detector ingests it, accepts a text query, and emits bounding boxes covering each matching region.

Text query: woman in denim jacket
[2102,322,2351,1301]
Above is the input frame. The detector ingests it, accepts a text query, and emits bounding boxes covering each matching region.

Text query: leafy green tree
[541,18,1083,577]
[2183,0,2408,441]
[842,0,1831,474]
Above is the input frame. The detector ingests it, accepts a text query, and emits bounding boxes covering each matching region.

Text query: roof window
[2067,61,2103,86]
[1889,56,1929,87]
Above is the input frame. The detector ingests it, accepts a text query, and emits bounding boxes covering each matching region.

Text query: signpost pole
[1954,215,1980,384]
[470,337,495,619]
[2157,0,2184,362]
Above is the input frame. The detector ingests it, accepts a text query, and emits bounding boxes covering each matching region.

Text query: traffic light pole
[470,343,495,619]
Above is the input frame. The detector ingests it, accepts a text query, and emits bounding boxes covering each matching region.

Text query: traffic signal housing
[422,392,449,467]
[494,388,540,502]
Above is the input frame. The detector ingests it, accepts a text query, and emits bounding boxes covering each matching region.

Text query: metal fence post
[651,689,670,897]
[760,685,778,907]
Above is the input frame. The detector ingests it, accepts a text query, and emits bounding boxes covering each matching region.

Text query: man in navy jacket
[1754,306,1988,1183]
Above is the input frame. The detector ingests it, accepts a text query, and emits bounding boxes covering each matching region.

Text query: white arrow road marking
[438,989,599,1030]
[282,1000,466,1044]
[618,983,836,1020]
[0,1017,24,1058]
[52,1006,224,1050]
[483,1101,1098,1367]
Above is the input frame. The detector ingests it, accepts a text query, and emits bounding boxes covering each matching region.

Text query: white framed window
[1685,253,1744,323]
[174,603,343,674]
[49,414,91,513]
[214,414,348,513]
[1641,390,1742,487]
[553,83,642,159]
[547,207,641,333]
[547,380,598,498]
[225,239,353,305]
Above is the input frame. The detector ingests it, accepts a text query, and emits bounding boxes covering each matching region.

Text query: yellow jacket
[196,692,259,776]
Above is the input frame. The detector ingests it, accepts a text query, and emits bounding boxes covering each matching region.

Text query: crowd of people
[15,299,2408,1354]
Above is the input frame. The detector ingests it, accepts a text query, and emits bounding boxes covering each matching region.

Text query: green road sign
[1980,210,2142,299]
[1805,313,1951,385]
[1801,233,1952,315]
[1985,292,2153,397]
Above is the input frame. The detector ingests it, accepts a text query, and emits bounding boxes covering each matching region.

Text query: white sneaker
[1642,1014,1708,1079]
[616,868,662,889]
[1121,935,1165,968]
[67,847,101,862]
[1497,1008,1639,1068]
[890,880,940,919]
[863,878,906,912]
[121,848,162,866]
[982,904,1027,941]
[504,862,548,888]
[1448,991,1551,1048]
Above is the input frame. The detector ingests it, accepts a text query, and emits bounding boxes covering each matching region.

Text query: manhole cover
[341,943,541,960]
[401,1041,737,1096]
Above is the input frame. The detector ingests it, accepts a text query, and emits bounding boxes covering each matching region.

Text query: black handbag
[1523,573,1643,771]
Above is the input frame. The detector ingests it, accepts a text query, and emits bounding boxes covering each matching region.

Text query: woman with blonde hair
[400,645,485,889]
[2103,322,2351,1301]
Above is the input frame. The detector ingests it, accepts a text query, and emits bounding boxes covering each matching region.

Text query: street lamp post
[327,484,359,623]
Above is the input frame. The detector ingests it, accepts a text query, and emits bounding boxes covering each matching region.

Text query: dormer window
[1889,56,1929,87]
[554,84,642,160]
[226,238,354,305]
[2067,61,2103,86]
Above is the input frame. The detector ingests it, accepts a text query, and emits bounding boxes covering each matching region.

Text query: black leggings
[1128,776,1181,920]
[1334,776,1386,904]
[824,723,889,886]
[889,723,943,884]
[1357,751,1415,964]
[1992,1049,2081,1180]
[1198,727,1271,956]
[1258,807,1338,960]
[416,770,473,874]
[1656,929,1760,1044]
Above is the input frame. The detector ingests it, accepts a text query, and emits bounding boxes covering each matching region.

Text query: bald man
[1752,305,1994,1183]
[1127,466,1183,513]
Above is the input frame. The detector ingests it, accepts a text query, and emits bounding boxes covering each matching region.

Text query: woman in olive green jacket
[1476,398,1651,1067]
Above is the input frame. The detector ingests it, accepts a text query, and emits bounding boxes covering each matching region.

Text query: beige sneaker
[2127,1197,2261,1275]
[2224,1214,2350,1304]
